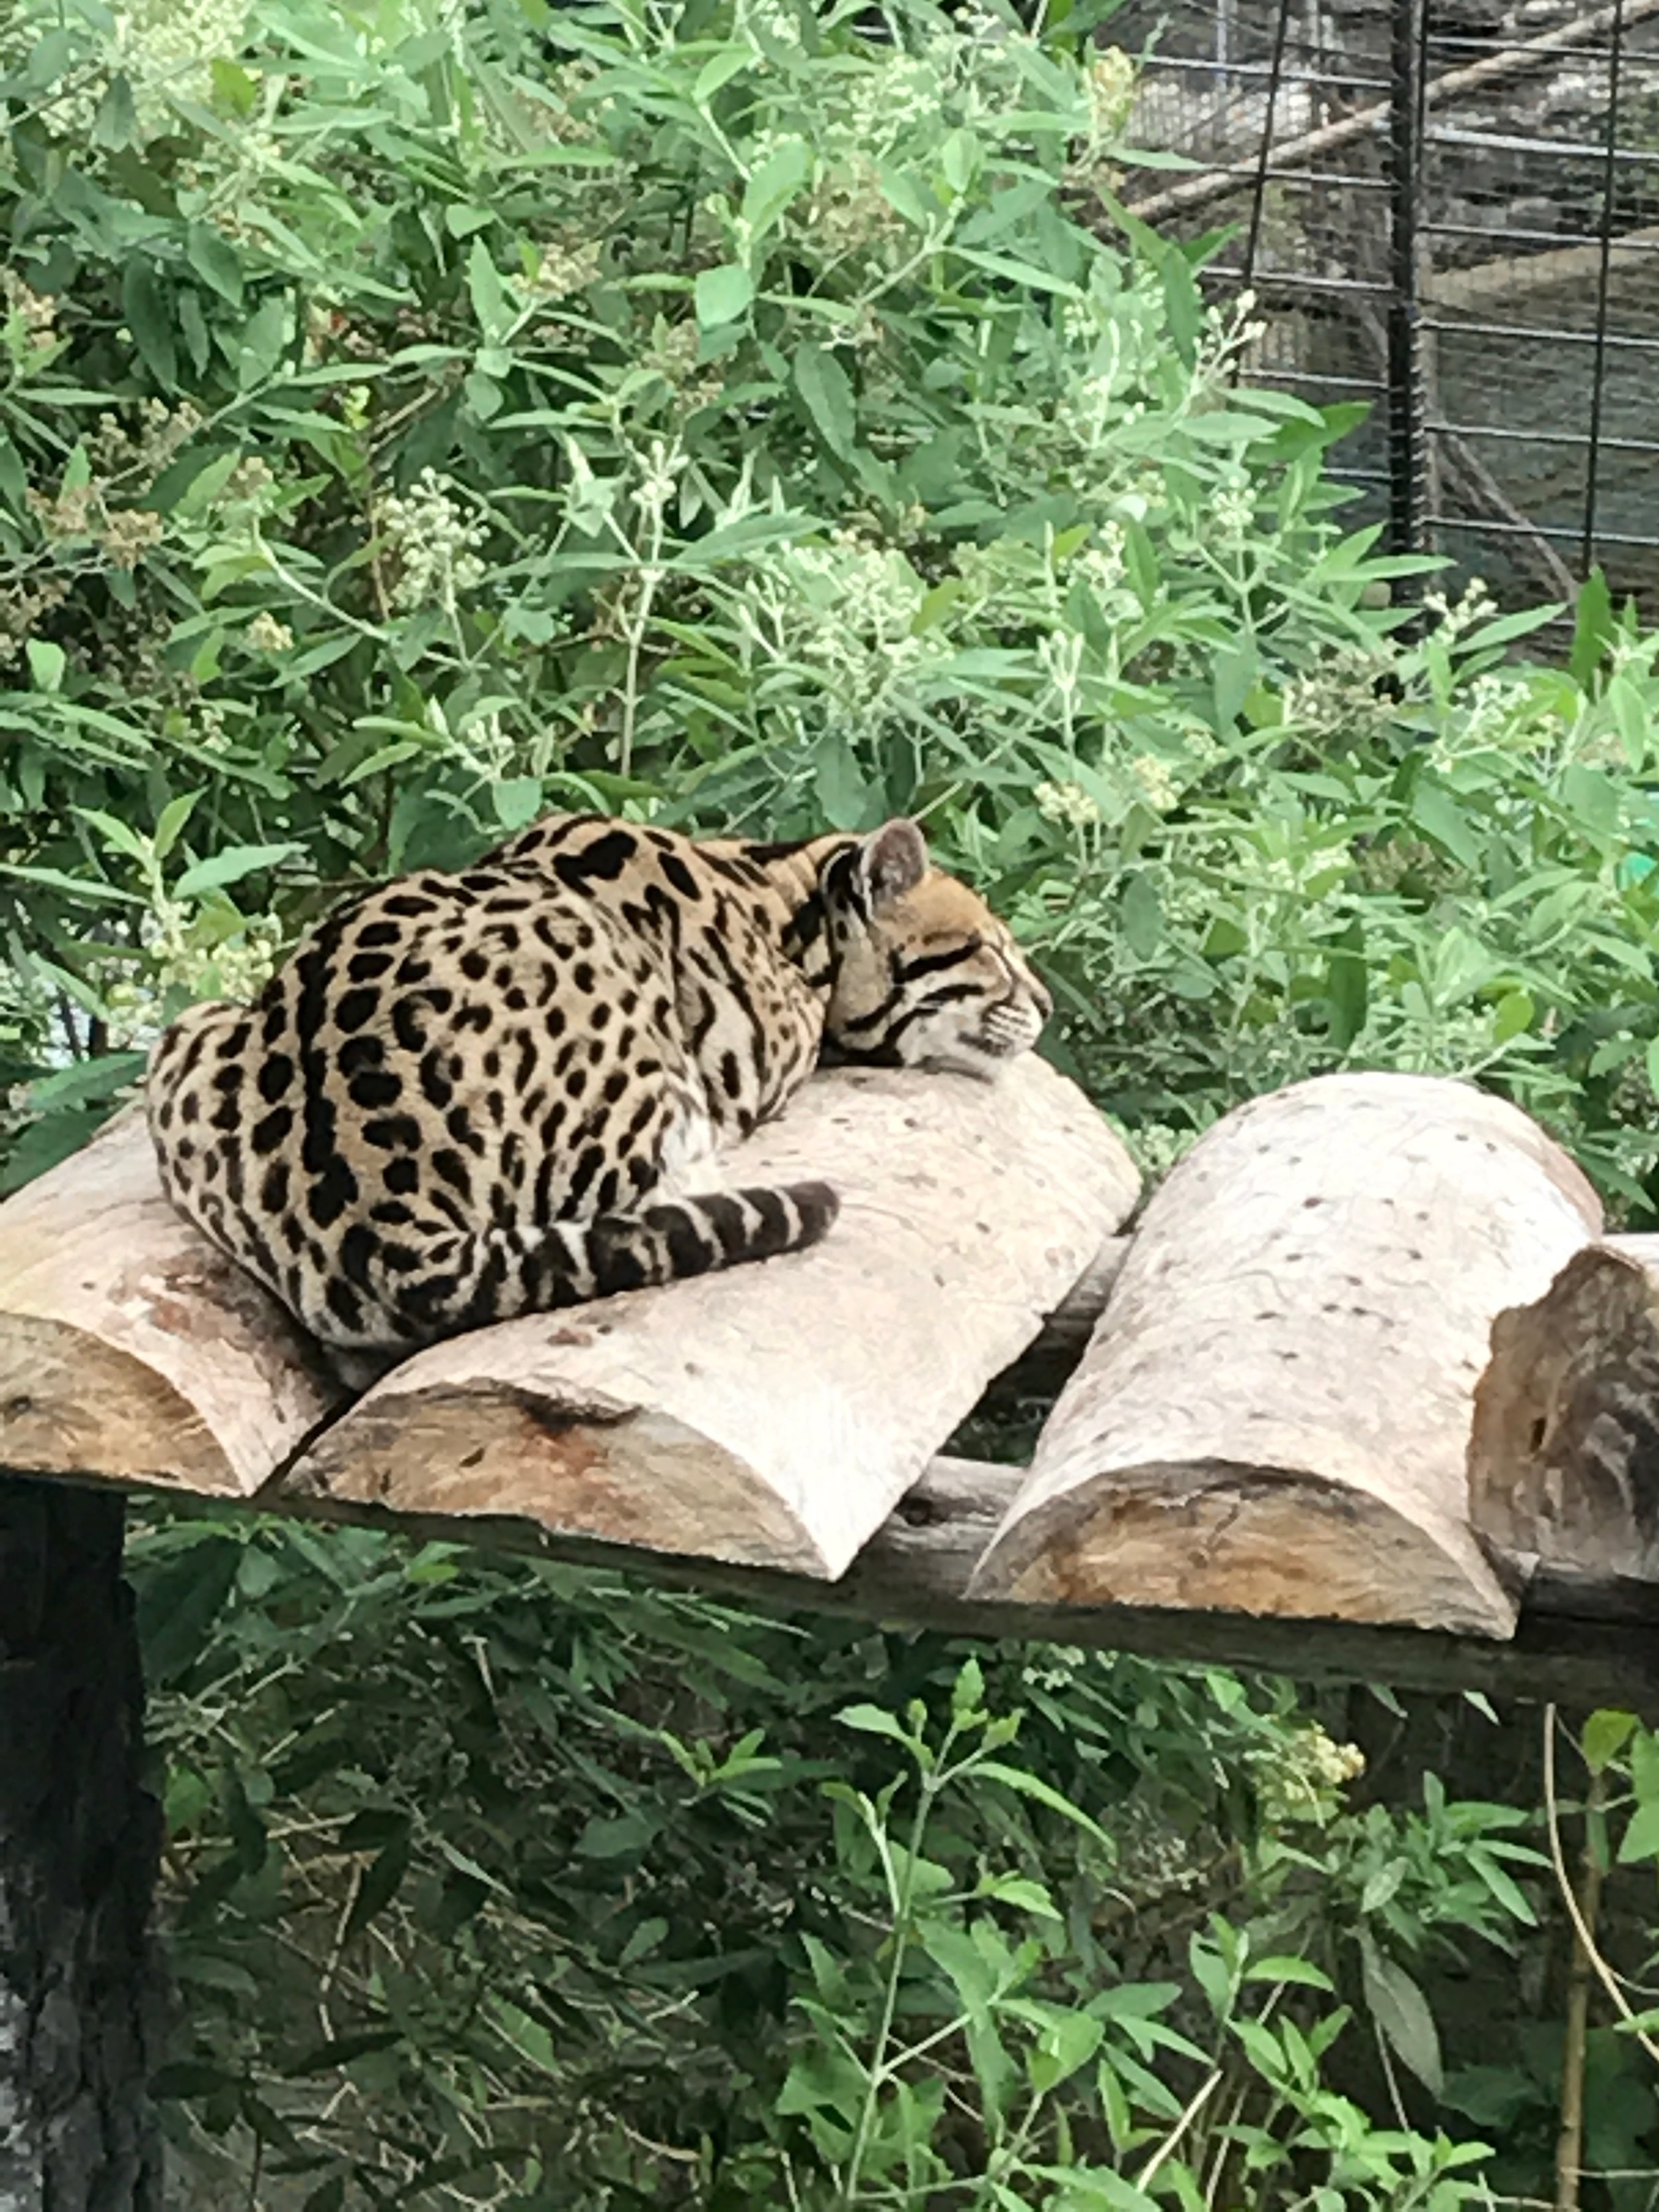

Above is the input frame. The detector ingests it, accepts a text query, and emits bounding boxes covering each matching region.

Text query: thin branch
[1542,1706,1659,2073]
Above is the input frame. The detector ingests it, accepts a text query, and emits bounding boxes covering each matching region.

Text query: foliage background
[4,0,1659,2201]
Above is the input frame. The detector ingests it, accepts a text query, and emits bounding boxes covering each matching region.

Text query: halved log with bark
[1469,1234,1659,1586]
[0,1106,344,1496]
[0,1061,1138,1578]
[281,1059,1138,1578]
[969,1072,1604,1636]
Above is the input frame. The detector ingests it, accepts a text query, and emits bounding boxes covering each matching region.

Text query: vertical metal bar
[1240,0,1293,287]
[1386,0,1427,576]
[1582,0,1627,577]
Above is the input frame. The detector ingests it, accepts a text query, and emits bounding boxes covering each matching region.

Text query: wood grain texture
[970,1072,1604,1637]
[281,1058,1141,1578]
[0,1106,344,1495]
[1469,1235,1659,1584]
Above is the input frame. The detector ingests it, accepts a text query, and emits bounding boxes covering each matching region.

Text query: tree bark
[0,1475,162,2212]
[970,1072,1603,1635]
[1469,1233,1659,1585]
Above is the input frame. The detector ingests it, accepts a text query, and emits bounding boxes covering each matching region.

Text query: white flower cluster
[103,904,283,1051]
[736,0,804,51]
[1281,648,1397,747]
[1034,778,1100,830]
[32,0,252,138]
[1193,287,1267,385]
[246,611,293,654]
[1131,753,1179,812]
[377,469,488,615]
[1423,575,1498,636]
[1249,1722,1366,1826]
[1085,47,1136,144]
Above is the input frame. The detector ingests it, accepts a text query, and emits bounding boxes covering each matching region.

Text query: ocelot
[145,812,1051,1351]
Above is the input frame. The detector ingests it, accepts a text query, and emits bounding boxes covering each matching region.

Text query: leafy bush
[137,1511,1537,2209]
[6,0,1659,1206]
[6,0,1659,2201]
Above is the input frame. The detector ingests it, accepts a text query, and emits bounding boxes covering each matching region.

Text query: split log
[1469,1233,1659,1587]
[969,1072,1603,1637]
[0,1063,1138,1578]
[281,1059,1139,1578]
[0,1106,344,1497]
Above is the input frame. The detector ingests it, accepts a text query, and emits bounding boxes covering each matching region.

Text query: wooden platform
[6,1063,1659,1705]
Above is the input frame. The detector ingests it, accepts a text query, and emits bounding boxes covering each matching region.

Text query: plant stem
[1555,1760,1608,2212]
[837,1773,939,2210]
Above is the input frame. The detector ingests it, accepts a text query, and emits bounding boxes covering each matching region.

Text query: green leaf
[975,1874,1060,1919]
[137,1536,242,1684]
[1411,778,1482,870]
[91,70,139,149]
[813,729,868,828]
[1616,1799,1659,1863]
[1360,1937,1442,2096]
[792,343,856,462]
[175,842,303,899]
[1630,1726,1659,1803]
[1568,567,1615,689]
[975,1761,1111,1846]
[741,135,811,239]
[836,1703,916,1747]
[123,259,177,389]
[25,639,65,694]
[342,1826,412,1942]
[695,263,754,331]
[75,806,152,864]
[185,222,244,307]
[467,238,510,342]
[1119,872,1162,959]
[491,776,543,830]
[24,1053,145,1114]
[1243,1955,1336,1990]
[1326,919,1368,1049]
[1582,1708,1639,1775]
[693,46,751,102]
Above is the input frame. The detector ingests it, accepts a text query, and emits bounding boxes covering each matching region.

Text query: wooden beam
[118,1453,1659,1710]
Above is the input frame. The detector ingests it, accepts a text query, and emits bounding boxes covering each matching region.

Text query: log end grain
[1470,1244,1659,1580]
[968,1457,1519,1638]
[0,1311,236,1493]
[283,1371,836,1576]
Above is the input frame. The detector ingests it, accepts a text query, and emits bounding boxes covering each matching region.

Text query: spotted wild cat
[145,813,1050,1351]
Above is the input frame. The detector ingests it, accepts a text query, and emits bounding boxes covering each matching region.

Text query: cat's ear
[856,818,928,910]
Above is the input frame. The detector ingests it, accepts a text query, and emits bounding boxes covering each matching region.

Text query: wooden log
[0,1063,1138,1574]
[1469,1234,1659,1585]
[0,1106,344,1497]
[279,1059,1139,1578]
[968,1072,1604,1637]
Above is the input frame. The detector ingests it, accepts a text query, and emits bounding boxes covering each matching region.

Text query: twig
[1542,1706,1659,2072]
[1127,0,1659,228]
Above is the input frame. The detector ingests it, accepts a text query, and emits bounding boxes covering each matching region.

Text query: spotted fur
[146,813,1050,1351]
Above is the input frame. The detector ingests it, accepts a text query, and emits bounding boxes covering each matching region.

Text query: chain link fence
[1112,0,1659,616]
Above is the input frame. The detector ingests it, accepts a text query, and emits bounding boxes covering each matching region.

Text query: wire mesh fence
[1112,0,1659,617]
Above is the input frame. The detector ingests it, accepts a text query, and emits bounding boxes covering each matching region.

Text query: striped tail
[374,1180,841,1349]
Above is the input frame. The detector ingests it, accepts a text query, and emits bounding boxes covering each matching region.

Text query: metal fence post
[1386,0,1428,580]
